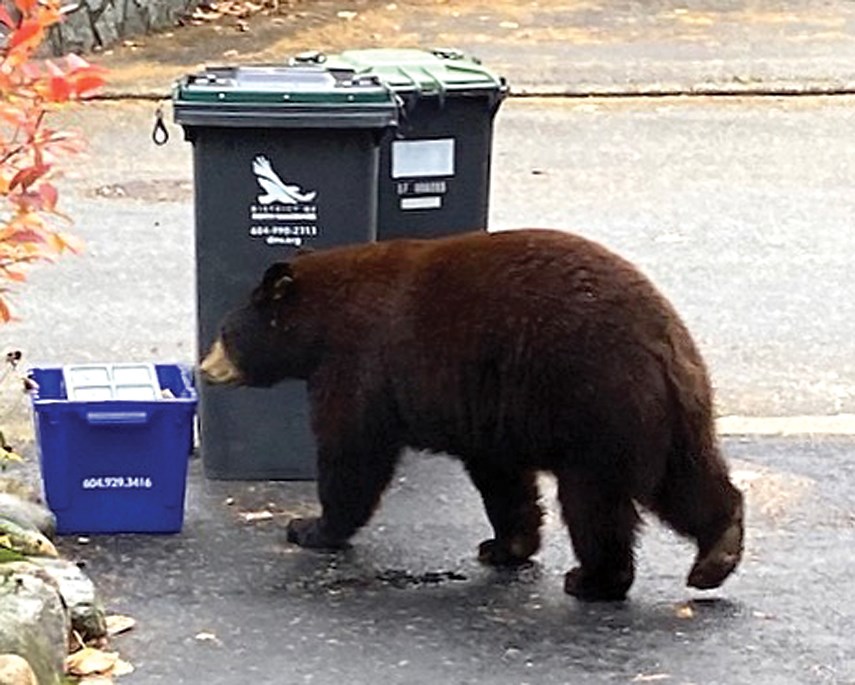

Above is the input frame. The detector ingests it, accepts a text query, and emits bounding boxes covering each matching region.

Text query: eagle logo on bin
[253,156,317,205]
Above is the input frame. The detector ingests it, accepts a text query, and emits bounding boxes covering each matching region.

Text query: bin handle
[291,50,326,65]
[152,103,169,146]
[86,411,150,426]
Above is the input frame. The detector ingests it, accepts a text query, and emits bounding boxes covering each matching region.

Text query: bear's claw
[286,517,348,550]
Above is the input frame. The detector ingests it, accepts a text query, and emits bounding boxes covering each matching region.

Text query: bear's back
[396,229,683,357]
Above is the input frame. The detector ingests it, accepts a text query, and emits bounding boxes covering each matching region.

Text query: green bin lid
[173,64,399,129]
[292,48,508,101]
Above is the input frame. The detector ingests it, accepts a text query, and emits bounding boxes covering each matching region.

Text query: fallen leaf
[632,675,671,683]
[191,9,221,19]
[105,615,136,637]
[499,21,519,29]
[0,448,23,462]
[195,631,222,645]
[111,658,135,676]
[337,10,357,19]
[66,648,119,676]
[240,510,274,523]
[78,676,114,684]
[674,603,695,619]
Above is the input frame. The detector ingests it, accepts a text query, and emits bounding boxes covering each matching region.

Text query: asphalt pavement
[50,437,854,685]
[3,0,855,683]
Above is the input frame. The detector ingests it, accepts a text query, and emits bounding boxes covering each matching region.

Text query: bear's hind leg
[646,462,744,591]
[557,469,639,601]
[466,464,543,566]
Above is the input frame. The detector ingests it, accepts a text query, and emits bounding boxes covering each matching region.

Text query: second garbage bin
[174,65,399,479]
[294,49,508,241]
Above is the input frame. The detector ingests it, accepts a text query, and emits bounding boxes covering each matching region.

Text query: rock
[0,564,68,685]
[0,495,56,540]
[46,0,199,55]
[0,654,37,685]
[0,518,57,558]
[29,558,107,642]
[0,481,38,505]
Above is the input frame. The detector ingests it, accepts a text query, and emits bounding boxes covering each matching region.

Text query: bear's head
[200,260,319,387]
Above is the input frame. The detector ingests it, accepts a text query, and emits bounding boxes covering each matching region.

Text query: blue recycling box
[28,364,198,535]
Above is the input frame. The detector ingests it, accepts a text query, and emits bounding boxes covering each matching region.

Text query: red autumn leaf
[71,73,106,97]
[0,297,12,323]
[0,107,24,127]
[45,60,64,77]
[51,231,84,253]
[21,62,41,81]
[65,53,91,71]
[8,19,43,51]
[1,266,27,282]
[47,75,72,101]
[12,0,36,15]
[36,4,62,27]
[9,165,47,191]
[11,208,46,229]
[7,228,47,244]
[38,183,58,211]
[13,0,37,16]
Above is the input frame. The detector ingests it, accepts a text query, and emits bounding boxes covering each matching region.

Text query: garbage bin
[173,65,399,480]
[294,48,508,241]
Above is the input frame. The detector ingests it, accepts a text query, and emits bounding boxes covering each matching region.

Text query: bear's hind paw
[563,566,632,602]
[687,517,743,590]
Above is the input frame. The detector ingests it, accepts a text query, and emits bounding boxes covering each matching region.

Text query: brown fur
[203,229,744,600]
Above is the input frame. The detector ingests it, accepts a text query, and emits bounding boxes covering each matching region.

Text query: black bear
[201,229,744,601]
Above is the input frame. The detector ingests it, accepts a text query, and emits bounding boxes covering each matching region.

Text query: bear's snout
[200,338,244,385]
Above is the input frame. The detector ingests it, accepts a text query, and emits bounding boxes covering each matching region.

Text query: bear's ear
[252,261,295,305]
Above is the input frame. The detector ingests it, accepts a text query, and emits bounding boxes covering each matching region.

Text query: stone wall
[47,0,199,55]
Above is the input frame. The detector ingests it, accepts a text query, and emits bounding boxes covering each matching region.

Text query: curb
[718,414,855,437]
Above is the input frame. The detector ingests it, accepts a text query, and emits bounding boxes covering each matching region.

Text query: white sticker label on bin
[400,196,442,210]
[248,155,319,248]
[391,139,455,179]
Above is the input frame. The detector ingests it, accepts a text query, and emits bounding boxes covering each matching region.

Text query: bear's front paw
[286,517,348,550]
[477,538,535,567]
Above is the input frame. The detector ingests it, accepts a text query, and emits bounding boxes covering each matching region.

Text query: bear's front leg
[286,517,348,549]
[286,424,400,551]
